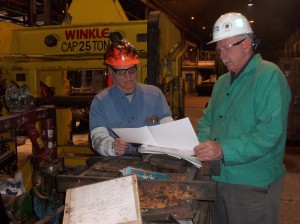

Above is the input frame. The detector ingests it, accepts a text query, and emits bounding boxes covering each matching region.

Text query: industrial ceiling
[0,0,299,61]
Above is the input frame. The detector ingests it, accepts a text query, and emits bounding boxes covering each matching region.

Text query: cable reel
[5,82,36,112]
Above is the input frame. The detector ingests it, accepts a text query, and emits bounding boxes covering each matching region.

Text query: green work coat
[197,54,291,187]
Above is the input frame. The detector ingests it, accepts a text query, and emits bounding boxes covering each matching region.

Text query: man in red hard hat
[89,39,173,156]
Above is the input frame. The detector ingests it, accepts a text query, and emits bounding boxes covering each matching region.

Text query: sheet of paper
[63,175,142,224]
[148,117,199,151]
[112,117,199,153]
[112,126,157,146]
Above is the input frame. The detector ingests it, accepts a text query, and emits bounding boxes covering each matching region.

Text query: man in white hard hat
[193,12,291,224]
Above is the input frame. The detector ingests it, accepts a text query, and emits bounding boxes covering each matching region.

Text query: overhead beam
[139,0,201,42]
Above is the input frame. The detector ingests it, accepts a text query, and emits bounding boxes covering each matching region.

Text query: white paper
[112,117,199,154]
[63,175,141,224]
[138,145,201,168]
[112,126,157,146]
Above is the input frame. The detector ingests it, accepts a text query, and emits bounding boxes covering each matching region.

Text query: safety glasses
[216,38,246,54]
[110,65,137,76]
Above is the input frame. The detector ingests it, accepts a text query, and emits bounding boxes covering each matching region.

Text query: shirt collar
[231,54,255,84]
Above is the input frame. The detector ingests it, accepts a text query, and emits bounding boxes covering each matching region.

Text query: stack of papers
[138,145,201,168]
[112,117,201,167]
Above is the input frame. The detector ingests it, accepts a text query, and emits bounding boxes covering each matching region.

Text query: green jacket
[197,54,291,187]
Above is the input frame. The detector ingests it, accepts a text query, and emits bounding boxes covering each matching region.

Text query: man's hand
[113,138,129,156]
[193,141,223,161]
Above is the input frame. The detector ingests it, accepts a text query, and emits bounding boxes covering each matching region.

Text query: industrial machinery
[0,0,184,170]
[0,0,217,223]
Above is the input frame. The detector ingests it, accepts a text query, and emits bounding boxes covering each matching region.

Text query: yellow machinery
[1,3,184,145]
[0,0,185,205]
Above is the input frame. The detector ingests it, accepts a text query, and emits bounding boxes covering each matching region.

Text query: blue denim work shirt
[89,83,172,151]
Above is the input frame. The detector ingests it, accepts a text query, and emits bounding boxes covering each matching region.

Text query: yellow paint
[20,159,33,192]
[0,22,23,54]
[68,0,128,24]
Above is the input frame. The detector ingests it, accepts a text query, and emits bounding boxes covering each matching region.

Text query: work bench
[56,154,220,223]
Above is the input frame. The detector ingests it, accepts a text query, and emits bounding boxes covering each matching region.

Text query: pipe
[35,95,94,108]
[33,187,49,200]
[35,205,65,224]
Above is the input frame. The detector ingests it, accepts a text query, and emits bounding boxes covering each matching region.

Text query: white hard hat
[207,12,253,44]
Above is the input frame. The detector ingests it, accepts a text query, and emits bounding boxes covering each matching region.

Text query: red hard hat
[104,40,139,66]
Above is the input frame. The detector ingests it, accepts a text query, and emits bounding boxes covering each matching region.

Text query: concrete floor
[184,93,300,224]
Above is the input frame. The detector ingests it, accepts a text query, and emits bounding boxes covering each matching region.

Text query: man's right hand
[113,138,129,155]
[193,141,223,161]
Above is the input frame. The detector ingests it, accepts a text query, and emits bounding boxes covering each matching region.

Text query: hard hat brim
[206,31,253,44]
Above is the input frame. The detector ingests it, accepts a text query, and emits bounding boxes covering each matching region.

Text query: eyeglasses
[110,65,137,76]
[216,38,246,54]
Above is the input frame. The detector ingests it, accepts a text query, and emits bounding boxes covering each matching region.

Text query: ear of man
[244,37,252,49]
